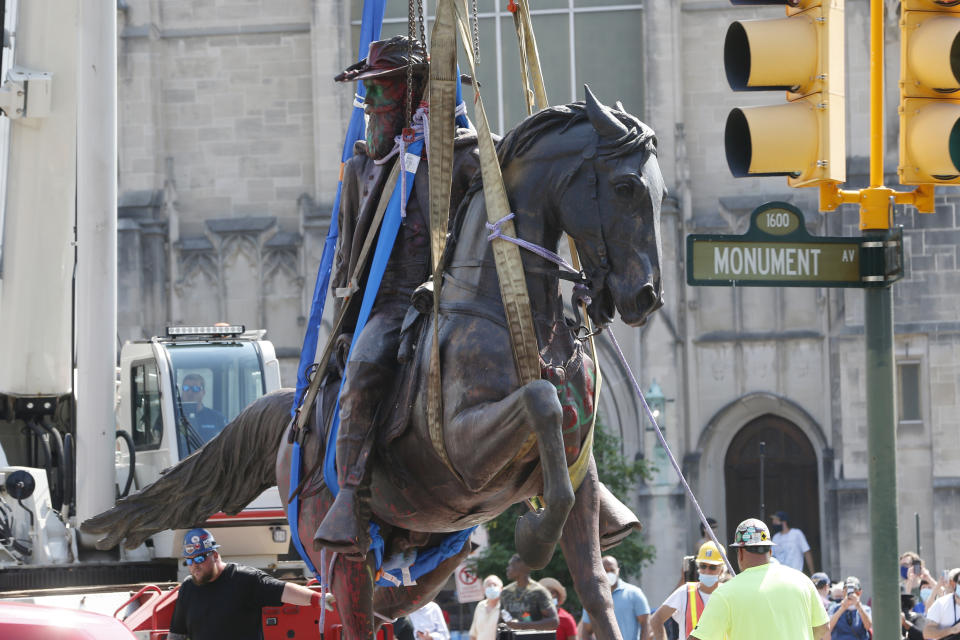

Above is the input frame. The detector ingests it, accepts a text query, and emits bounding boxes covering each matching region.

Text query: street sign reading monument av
[687,202,903,288]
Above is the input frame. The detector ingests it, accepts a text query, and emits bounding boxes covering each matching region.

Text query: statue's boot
[314,362,389,560]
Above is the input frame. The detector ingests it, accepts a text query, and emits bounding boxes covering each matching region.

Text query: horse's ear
[584,84,629,139]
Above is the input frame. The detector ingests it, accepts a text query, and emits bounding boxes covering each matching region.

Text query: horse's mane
[446,101,656,267]
[462,102,656,202]
[496,101,657,168]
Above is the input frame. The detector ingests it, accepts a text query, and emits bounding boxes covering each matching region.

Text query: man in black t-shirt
[168,528,323,640]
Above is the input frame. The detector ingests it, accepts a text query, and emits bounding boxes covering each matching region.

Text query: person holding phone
[923,568,960,640]
[827,576,872,640]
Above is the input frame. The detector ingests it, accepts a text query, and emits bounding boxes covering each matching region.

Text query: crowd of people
[166,516,958,640]
[459,513,959,640]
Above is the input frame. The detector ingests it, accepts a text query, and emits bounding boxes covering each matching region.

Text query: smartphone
[913,560,923,575]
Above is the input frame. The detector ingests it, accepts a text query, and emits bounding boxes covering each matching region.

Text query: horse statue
[82,88,665,640]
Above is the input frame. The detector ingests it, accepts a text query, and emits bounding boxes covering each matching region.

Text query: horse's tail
[81,389,295,550]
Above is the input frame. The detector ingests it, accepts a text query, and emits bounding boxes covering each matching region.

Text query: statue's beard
[366,111,405,160]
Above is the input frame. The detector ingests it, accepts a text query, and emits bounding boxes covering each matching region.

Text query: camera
[497,630,556,640]
[682,555,698,583]
[846,587,855,597]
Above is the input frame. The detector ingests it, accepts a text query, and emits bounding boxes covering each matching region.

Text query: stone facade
[116,0,349,382]
[114,0,960,609]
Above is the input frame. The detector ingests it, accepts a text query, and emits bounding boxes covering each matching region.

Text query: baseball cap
[182,527,220,558]
[811,572,830,587]
[845,576,861,591]
[729,518,776,547]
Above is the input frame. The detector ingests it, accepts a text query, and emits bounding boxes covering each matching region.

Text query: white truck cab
[116,325,292,573]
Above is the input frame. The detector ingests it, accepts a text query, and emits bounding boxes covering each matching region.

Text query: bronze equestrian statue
[83,35,665,640]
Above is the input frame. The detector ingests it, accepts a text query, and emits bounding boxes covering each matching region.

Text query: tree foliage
[470,417,655,616]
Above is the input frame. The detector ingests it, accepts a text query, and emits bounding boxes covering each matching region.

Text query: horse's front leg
[332,553,378,640]
[560,456,621,640]
[451,379,574,569]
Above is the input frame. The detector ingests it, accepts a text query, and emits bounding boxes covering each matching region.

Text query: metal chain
[472,0,481,63]
[417,0,426,50]
[406,0,416,129]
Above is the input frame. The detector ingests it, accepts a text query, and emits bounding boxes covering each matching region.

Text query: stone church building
[114,0,960,606]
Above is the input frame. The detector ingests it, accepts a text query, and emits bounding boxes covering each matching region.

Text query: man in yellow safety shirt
[688,518,830,640]
[650,541,727,640]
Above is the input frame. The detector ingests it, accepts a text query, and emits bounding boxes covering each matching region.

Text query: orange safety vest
[684,582,706,637]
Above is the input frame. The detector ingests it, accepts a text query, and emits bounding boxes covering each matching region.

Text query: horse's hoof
[515,510,558,570]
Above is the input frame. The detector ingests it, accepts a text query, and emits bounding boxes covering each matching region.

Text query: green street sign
[686,202,903,288]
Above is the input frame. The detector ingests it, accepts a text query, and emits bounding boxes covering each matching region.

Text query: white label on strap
[403,152,421,174]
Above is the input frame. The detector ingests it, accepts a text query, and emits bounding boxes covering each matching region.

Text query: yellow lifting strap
[512,0,548,113]
[510,0,603,490]
[424,0,541,476]
[427,0,461,473]
[427,0,601,492]
[451,0,540,388]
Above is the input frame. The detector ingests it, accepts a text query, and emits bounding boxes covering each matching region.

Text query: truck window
[166,341,266,459]
[131,360,163,450]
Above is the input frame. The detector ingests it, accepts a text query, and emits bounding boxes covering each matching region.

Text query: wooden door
[724,414,820,571]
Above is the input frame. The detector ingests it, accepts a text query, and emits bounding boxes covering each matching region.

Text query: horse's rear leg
[452,379,574,569]
[560,456,621,640]
[332,554,378,640]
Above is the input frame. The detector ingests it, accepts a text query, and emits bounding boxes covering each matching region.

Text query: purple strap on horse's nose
[485,213,579,274]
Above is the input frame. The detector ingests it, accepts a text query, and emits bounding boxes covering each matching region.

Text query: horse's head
[558,87,665,328]
[495,91,665,327]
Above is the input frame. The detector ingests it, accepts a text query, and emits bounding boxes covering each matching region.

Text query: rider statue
[314,35,482,559]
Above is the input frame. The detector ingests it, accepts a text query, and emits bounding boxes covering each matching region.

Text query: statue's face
[363,76,408,160]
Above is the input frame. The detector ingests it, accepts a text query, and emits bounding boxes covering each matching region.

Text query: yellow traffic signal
[899,0,960,185]
[724,0,845,187]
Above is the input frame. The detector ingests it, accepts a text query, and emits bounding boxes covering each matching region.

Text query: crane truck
[0,0,295,592]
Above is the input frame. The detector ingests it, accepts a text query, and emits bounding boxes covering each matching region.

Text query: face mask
[955,584,960,599]
[901,566,909,579]
[485,586,501,600]
[699,573,719,587]
[606,572,618,586]
[552,598,559,607]
[921,588,933,601]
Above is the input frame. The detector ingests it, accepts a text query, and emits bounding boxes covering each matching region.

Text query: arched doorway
[724,414,820,570]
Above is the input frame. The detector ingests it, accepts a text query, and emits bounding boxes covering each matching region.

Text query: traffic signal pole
[817,2,902,636]
[864,2,899,639]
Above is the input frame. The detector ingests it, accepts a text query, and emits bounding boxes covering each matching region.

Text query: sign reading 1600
[687,202,903,289]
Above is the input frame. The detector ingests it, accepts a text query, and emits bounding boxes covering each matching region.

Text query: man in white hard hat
[688,518,829,640]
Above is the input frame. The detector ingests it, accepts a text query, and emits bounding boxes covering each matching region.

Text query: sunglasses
[184,552,212,566]
[182,384,203,392]
[698,563,722,572]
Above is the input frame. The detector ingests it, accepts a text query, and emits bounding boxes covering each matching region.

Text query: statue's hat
[335,35,428,83]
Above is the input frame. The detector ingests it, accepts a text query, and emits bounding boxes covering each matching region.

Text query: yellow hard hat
[696,540,725,565]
